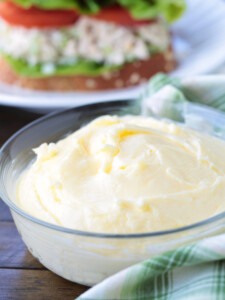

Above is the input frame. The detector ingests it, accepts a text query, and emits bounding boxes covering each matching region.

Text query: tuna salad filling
[0,17,171,77]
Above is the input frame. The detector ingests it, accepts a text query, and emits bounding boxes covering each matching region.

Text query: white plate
[0,0,225,113]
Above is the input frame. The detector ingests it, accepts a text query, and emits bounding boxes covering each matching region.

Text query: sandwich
[0,0,186,91]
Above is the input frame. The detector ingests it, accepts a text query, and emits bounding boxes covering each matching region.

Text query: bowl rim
[1,100,225,239]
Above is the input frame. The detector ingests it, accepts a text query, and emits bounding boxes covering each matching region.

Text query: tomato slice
[89,4,154,26]
[0,2,153,28]
[0,2,79,28]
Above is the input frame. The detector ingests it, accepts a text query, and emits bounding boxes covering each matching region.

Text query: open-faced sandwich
[0,0,185,91]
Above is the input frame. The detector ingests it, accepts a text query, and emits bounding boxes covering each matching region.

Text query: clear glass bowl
[1,100,225,286]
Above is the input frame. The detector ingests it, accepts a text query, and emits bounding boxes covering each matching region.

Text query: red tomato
[89,4,154,26]
[0,2,79,28]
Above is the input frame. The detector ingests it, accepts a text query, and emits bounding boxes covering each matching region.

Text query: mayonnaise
[17,115,225,233]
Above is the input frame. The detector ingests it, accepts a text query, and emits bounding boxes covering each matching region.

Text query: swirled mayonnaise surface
[17,115,225,233]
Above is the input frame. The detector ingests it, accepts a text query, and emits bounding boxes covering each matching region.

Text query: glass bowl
[1,100,225,287]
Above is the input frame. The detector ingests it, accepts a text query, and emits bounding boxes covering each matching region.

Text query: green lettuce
[3,54,123,77]
[5,0,186,22]
[118,0,186,22]
[10,0,114,12]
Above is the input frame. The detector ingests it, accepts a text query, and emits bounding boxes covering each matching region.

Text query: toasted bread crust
[0,49,175,91]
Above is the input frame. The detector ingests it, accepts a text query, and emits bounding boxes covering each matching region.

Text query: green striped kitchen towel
[143,73,225,111]
[142,73,225,139]
[76,74,225,300]
[77,233,225,300]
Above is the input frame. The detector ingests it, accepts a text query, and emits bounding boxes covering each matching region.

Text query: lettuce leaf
[118,0,186,22]
[5,0,186,22]
[3,54,123,77]
[6,0,114,12]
